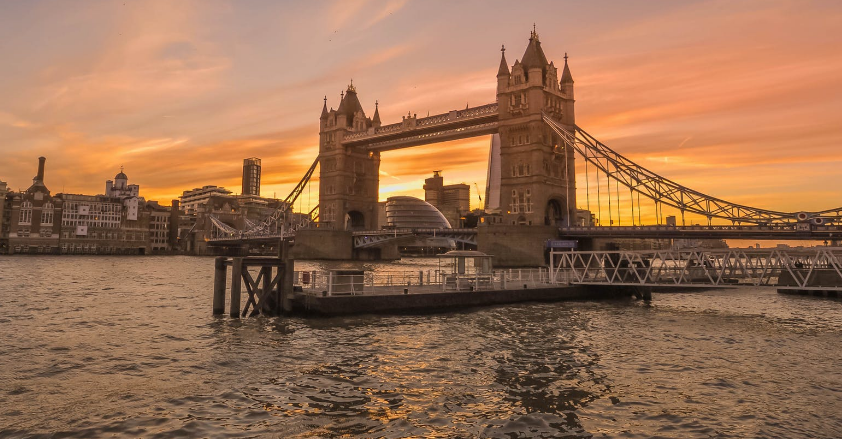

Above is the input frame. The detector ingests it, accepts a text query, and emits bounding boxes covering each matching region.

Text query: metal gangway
[549,247,842,291]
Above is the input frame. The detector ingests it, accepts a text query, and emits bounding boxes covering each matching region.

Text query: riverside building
[3,158,63,254]
[0,179,8,252]
[179,185,233,215]
[1,159,173,255]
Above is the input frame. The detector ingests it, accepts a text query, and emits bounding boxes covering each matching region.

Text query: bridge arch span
[346,210,366,231]
[545,197,566,227]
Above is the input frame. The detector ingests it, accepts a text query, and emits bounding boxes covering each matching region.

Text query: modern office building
[423,171,470,227]
[385,196,452,229]
[242,157,261,196]
[179,185,233,214]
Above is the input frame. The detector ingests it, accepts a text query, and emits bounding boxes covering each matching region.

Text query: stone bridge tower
[495,29,576,227]
[318,83,382,230]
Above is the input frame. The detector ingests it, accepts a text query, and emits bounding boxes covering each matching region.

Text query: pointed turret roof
[497,45,509,77]
[521,29,549,80]
[372,100,381,124]
[320,96,328,119]
[561,53,573,83]
[336,81,365,125]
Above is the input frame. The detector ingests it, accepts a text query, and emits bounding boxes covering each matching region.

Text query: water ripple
[1,256,841,438]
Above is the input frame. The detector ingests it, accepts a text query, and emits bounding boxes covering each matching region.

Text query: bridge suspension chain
[246,157,320,235]
[207,157,320,241]
[543,113,842,225]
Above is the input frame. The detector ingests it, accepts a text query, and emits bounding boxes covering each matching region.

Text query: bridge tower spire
[495,30,576,227]
[318,83,381,231]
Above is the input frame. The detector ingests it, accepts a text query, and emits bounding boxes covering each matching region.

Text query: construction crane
[474,182,483,210]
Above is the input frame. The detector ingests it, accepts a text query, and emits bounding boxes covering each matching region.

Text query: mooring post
[419,270,424,286]
[261,265,272,315]
[280,240,294,313]
[230,257,243,318]
[213,257,227,315]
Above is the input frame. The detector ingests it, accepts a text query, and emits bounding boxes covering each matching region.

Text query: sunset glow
[2,0,841,218]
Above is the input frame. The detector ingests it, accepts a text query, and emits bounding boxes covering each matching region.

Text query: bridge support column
[478,224,557,267]
[281,240,294,313]
[291,229,353,260]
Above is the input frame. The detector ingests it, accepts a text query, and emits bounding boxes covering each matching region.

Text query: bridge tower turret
[495,29,576,227]
[318,83,381,230]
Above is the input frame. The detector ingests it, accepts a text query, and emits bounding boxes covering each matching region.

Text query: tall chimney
[36,157,46,181]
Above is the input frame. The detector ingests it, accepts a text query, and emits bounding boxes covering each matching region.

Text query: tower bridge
[206,29,842,264]
[318,29,577,232]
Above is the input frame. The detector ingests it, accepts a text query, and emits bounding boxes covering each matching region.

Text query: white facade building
[180,185,233,214]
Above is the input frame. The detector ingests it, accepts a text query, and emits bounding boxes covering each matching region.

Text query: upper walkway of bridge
[341,103,499,151]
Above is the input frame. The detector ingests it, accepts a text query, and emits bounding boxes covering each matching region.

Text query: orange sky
[1,0,841,223]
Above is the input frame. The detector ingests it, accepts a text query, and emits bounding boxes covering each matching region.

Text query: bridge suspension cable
[543,113,842,225]
[246,157,319,234]
[206,157,320,242]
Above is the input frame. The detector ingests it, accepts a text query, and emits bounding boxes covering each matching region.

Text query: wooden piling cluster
[213,256,292,317]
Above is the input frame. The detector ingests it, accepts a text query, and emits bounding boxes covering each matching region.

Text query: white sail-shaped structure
[484,134,502,211]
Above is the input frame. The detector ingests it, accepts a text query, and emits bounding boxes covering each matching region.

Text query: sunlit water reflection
[1,256,841,438]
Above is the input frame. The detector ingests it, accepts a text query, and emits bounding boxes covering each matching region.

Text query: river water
[1,256,841,438]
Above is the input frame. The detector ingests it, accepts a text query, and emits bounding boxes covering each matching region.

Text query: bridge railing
[351,227,478,236]
[549,247,842,289]
[293,267,560,296]
[562,224,842,232]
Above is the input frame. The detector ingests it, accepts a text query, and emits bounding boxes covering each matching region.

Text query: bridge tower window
[525,189,532,213]
[511,190,519,214]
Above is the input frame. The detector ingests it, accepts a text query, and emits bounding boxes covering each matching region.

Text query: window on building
[19,201,32,225]
[511,190,519,213]
[525,189,532,213]
[41,202,54,225]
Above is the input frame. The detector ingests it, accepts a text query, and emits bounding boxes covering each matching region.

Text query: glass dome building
[385,196,451,229]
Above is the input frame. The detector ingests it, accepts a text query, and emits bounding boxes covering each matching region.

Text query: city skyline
[2,1,842,215]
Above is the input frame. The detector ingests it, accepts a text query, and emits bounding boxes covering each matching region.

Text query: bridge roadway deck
[207,224,842,246]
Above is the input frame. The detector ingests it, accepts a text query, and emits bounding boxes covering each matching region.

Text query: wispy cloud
[2,0,842,217]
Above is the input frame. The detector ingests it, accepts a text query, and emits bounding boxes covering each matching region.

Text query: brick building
[1,159,172,255]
